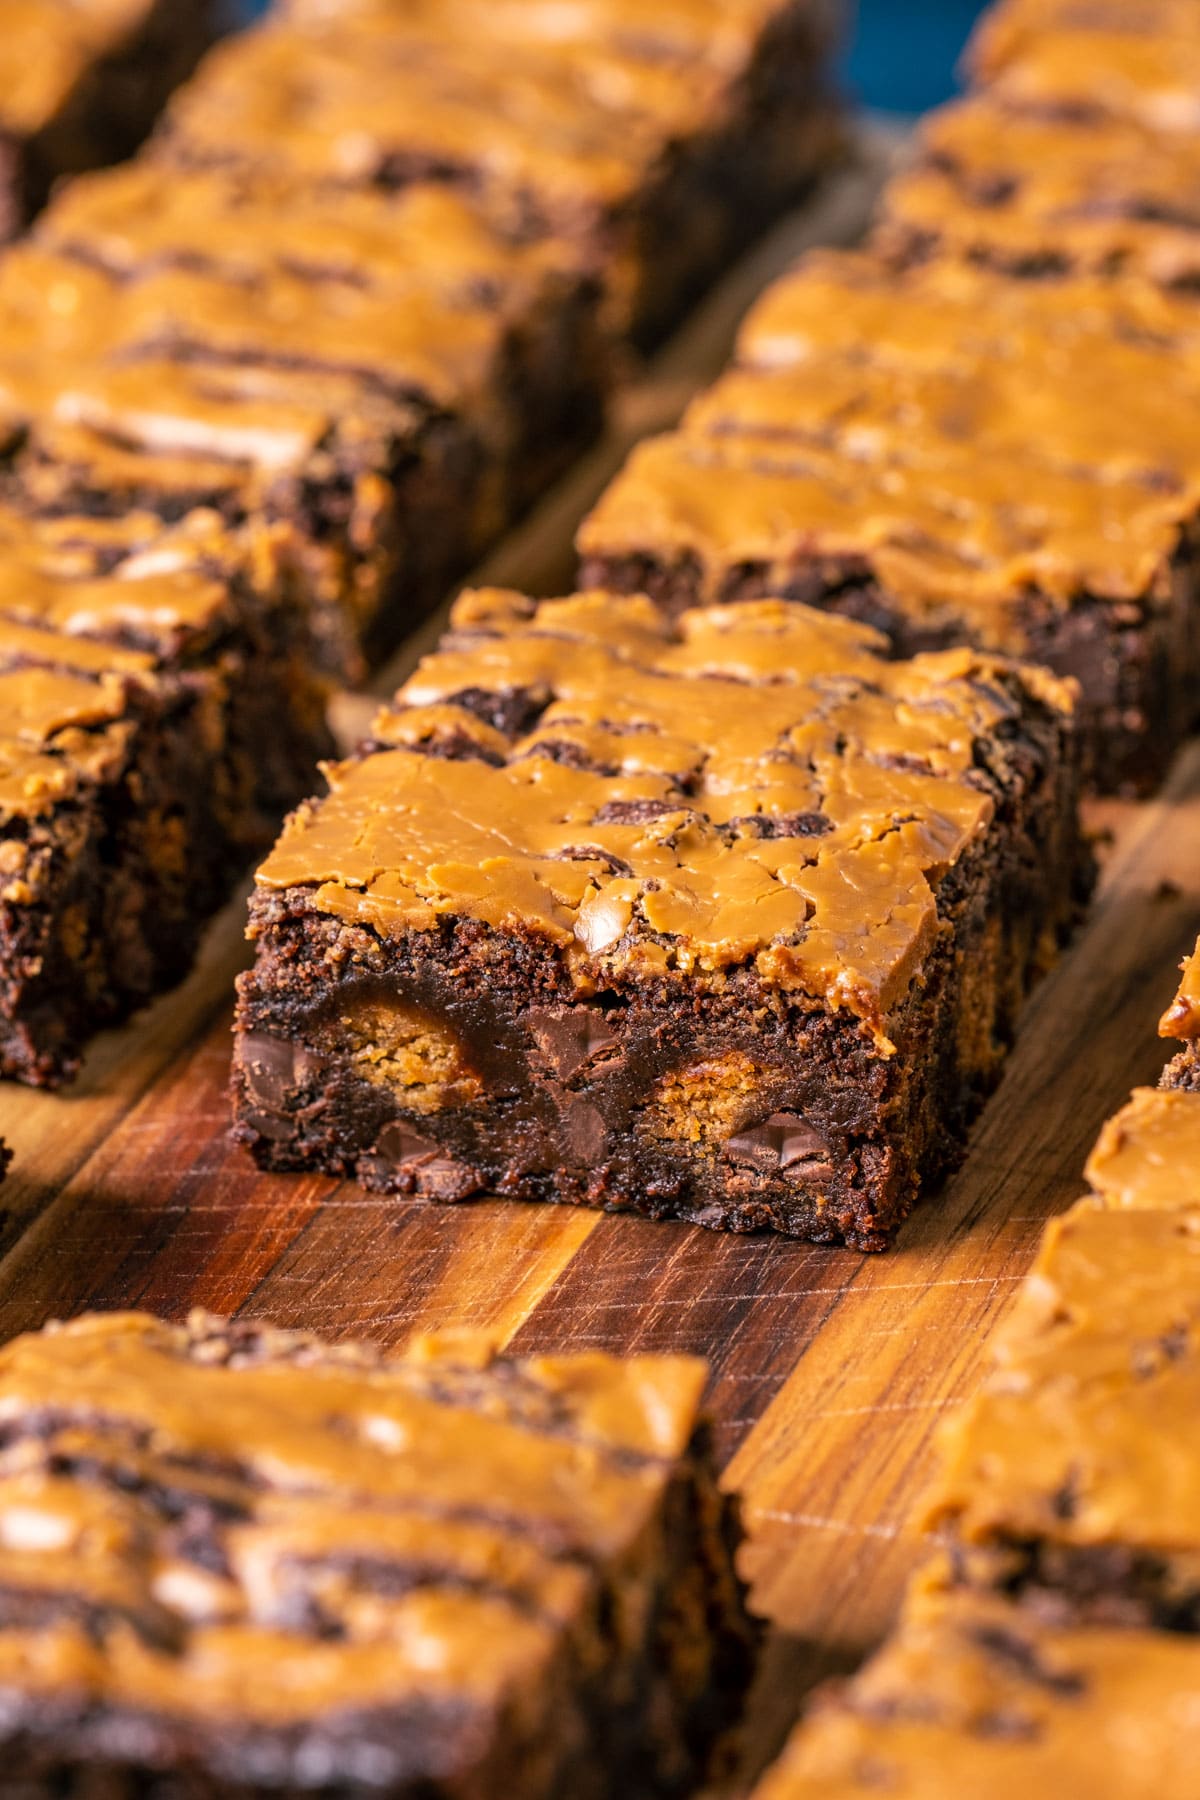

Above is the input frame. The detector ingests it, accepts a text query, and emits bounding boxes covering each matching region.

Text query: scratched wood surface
[1,139,1198,1791]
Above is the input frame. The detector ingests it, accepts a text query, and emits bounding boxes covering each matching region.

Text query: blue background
[846,0,989,114]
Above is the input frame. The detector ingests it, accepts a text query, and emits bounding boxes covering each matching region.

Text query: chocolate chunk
[723,1113,831,1176]
[563,1099,609,1161]
[527,1007,624,1082]
[239,1033,326,1109]
[373,1121,482,1201]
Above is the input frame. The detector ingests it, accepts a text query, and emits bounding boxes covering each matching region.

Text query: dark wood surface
[2,146,1196,1790]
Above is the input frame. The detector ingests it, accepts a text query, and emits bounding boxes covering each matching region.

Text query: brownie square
[578,250,1200,793]
[0,504,331,1086]
[155,0,845,346]
[0,0,221,239]
[924,1187,1200,1628]
[879,97,1200,288]
[0,1310,758,1797]
[232,586,1090,1250]
[0,163,604,682]
[751,1573,1200,1799]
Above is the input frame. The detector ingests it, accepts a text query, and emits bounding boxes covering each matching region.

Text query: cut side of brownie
[923,1189,1200,1630]
[750,1573,1200,1799]
[0,1310,758,1798]
[0,505,331,1087]
[232,586,1091,1249]
[578,250,1200,793]
[1159,939,1200,1091]
[0,0,222,239]
[0,165,605,683]
[154,0,846,347]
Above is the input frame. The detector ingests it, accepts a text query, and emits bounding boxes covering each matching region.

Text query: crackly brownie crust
[0,506,331,1087]
[751,1573,1200,1798]
[232,587,1090,1249]
[0,164,605,683]
[0,1310,757,1798]
[155,0,846,347]
[923,1180,1200,1630]
[578,251,1200,793]
[0,0,221,239]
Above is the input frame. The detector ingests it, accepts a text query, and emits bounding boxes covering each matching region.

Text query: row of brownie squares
[225,0,1200,1247]
[0,0,845,1086]
[578,0,1200,796]
[748,943,1200,1797]
[1,948,1195,1796]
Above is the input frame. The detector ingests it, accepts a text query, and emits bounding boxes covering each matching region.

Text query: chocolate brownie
[0,163,605,681]
[0,1309,758,1797]
[1160,940,1200,1091]
[0,504,331,1087]
[967,0,1200,131]
[0,0,220,239]
[880,95,1200,288]
[154,0,845,346]
[750,1572,1200,1798]
[924,1187,1200,1629]
[578,250,1200,793]
[231,586,1090,1250]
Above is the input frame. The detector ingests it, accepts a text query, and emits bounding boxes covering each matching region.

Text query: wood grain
[0,143,1196,1790]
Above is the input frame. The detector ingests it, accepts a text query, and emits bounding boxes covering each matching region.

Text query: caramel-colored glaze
[1084,1087,1200,1208]
[0,1312,708,1729]
[580,249,1200,637]
[969,0,1200,131]
[922,1198,1200,1555]
[0,506,271,823]
[254,586,1073,1040]
[753,1577,1200,1798]
[0,0,159,135]
[0,160,571,487]
[1160,939,1200,1040]
[884,96,1200,286]
[161,1,814,225]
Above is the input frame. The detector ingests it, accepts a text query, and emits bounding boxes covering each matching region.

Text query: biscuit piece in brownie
[578,251,1200,793]
[232,587,1089,1250]
[924,1186,1200,1628]
[0,0,220,238]
[750,1575,1200,1799]
[0,505,330,1087]
[156,0,845,346]
[1159,940,1200,1090]
[967,0,1200,131]
[0,1310,757,1797]
[0,163,604,680]
[880,96,1200,288]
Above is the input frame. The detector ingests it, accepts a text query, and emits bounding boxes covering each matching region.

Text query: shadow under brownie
[0,1310,757,1799]
[232,587,1091,1250]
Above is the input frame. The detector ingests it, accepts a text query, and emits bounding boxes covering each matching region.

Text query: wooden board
[1,142,1197,1791]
